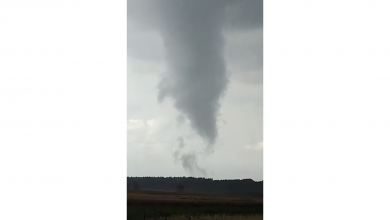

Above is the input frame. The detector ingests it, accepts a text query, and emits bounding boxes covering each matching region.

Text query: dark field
[127,190,263,220]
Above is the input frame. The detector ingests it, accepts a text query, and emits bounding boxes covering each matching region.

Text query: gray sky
[127,0,263,181]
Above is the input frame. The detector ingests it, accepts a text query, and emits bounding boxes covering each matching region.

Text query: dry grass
[128,191,263,219]
[127,191,262,205]
[154,215,263,220]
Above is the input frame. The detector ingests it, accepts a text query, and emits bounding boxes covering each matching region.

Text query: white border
[0,1,126,219]
[265,0,390,219]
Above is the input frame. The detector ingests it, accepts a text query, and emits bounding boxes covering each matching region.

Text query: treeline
[127,176,263,196]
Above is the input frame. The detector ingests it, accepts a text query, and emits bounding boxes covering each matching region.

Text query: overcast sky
[127,0,263,181]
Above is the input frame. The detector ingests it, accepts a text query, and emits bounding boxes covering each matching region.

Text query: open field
[127,190,263,220]
[153,215,263,220]
[128,190,263,205]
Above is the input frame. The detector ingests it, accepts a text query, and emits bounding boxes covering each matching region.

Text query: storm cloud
[128,0,263,176]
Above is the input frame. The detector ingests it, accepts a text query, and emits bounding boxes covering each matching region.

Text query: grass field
[127,190,263,220]
[153,215,263,220]
[128,190,262,204]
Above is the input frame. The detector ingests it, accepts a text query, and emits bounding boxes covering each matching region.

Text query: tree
[176,184,184,192]
[133,181,140,191]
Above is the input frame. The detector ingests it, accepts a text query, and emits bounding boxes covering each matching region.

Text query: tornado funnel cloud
[157,0,228,146]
